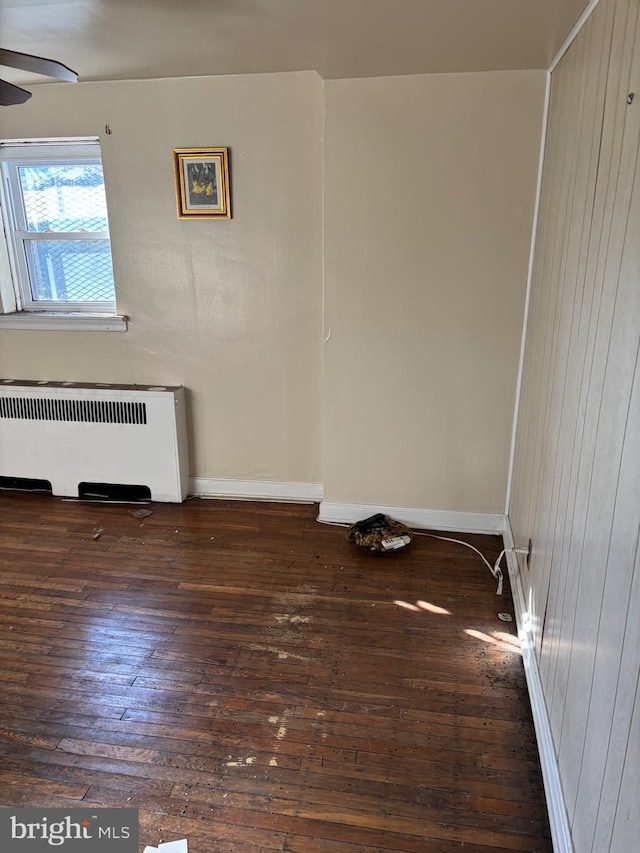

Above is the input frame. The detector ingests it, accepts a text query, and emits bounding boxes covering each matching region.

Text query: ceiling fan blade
[0,78,32,106]
[0,48,77,82]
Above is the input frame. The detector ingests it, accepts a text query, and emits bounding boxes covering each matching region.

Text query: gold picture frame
[173,147,231,219]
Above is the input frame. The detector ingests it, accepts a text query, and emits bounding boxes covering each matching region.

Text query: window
[0,138,125,330]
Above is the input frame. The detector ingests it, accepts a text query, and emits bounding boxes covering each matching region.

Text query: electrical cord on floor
[412,532,504,595]
[317,518,505,594]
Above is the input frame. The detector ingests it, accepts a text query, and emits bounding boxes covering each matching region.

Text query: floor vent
[78,482,152,502]
[0,476,53,494]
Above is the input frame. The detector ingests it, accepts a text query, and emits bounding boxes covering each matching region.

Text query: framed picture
[173,147,231,219]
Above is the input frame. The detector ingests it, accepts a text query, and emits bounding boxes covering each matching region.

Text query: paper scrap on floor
[143,841,188,853]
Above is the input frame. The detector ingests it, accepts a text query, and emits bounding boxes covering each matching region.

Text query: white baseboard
[503,519,573,853]
[189,477,323,504]
[318,500,505,534]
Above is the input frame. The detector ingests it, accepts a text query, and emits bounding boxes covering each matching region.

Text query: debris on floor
[131,508,154,518]
[143,840,188,853]
[346,513,413,553]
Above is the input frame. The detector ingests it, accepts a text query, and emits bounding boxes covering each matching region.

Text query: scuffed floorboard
[0,492,551,852]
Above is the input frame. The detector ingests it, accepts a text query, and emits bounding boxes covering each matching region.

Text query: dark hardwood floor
[0,491,551,852]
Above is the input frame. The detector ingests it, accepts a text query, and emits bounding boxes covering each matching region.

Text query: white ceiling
[0,0,589,86]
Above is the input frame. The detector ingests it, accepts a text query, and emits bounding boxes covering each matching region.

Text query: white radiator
[0,380,189,502]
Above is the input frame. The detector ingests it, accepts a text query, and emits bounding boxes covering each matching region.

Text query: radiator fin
[0,395,147,425]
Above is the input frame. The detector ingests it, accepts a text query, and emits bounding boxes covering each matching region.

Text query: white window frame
[0,137,126,331]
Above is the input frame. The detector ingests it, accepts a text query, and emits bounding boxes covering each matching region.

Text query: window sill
[0,312,128,332]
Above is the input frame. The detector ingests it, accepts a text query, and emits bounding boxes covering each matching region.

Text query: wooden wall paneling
[511,61,564,539]
[573,29,640,841]
[534,15,604,695]
[528,42,581,634]
[540,3,619,742]
[508,0,640,848]
[539,0,617,715]
[575,338,640,848]
[510,43,580,645]
[554,1,640,822]
[608,677,640,850]
[598,553,640,852]
[543,11,612,724]
[513,17,592,660]
[509,77,557,541]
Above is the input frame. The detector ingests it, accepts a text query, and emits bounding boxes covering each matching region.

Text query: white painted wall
[509,0,640,848]
[0,70,546,513]
[0,72,324,487]
[323,71,546,513]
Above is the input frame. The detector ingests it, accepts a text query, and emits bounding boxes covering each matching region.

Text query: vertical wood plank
[608,676,640,852]
[508,0,640,849]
